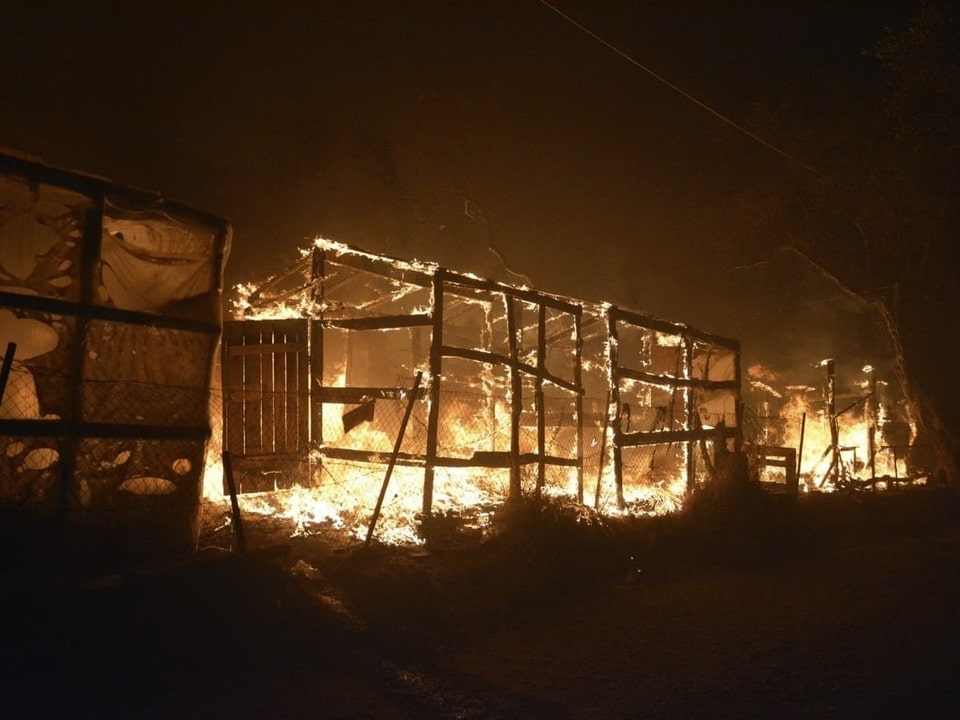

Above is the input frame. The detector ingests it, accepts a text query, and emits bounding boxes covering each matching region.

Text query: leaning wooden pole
[0,342,16,406]
[366,372,423,546]
[221,450,247,555]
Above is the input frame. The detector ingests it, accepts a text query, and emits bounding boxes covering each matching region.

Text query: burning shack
[745,358,918,492]
[224,239,741,540]
[0,151,231,557]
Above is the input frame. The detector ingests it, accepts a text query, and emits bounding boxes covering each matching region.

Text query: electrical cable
[537,0,828,179]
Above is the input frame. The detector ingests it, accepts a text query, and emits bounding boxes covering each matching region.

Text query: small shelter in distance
[224,239,741,528]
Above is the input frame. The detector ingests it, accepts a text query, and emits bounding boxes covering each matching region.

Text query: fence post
[594,391,610,510]
[221,450,246,555]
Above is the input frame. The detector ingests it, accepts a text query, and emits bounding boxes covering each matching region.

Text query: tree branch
[777,244,880,310]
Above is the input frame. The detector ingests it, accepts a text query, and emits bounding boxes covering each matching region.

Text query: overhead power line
[537,0,827,179]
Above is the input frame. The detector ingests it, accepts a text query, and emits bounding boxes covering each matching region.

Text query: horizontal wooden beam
[0,151,230,230]
[468,451,579,468]
[615,367,738,391]
[316,446,426,467]
[617,426,738,448]
[0,418,210,441]
[314,447,578,470]
[440,272,581,315]
[224,452,306,467]
[321,248,434,289]
[318,386,428,403]
[745,444,797,469]
[227,342,304,356]
[0,291,221,335]
[321,313,432,331]
[609,305,740,352]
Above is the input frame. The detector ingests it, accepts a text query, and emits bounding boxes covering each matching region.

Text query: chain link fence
[201,385,613,553]
[1,358,213,563]
[7,365,840,564]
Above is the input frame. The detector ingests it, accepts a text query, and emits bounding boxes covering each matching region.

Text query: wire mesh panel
[434,378,511,459]
[428,276,586,505]
[608,306,741,507]
[83,320,214,426]
[617,444,687,514]
[322,393,427,456]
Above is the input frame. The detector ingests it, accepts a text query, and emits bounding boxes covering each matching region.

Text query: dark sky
[0,0,918,384]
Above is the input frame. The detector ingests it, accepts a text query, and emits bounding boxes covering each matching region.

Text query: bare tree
[744,1,960,484]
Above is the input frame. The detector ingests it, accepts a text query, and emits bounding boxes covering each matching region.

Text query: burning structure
[224,239,742,541]
[0,151,230,556]
[0,149,923,561]
[745,357,919,493]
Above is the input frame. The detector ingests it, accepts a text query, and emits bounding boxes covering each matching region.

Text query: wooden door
[222,319,309,492]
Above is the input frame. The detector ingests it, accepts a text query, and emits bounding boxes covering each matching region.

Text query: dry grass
[3,483,958,718]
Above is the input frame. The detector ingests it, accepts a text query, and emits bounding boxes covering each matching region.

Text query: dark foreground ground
[3,487,960,719]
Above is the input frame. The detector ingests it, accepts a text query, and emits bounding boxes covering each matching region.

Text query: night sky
[0,1,918,386]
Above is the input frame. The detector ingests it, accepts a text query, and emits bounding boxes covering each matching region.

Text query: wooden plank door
[222,319,309,492]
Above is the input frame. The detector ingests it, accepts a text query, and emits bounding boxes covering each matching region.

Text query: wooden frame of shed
[222,239,741,517]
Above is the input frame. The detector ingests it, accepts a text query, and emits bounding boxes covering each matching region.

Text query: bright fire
[748,363,917,491]
[201,240,921,548]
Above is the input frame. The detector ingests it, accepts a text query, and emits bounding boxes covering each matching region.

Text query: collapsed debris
[744,358,923,492]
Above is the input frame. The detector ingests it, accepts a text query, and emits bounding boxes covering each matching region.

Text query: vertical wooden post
[506,295,522,500]
[423,271,444,517]
[797,412,807,479]
[826,359,839,485]
[868,369,877,483]
[684,334,696,492]
[221,323,245,468]
[310,248,325,477]
[784,448,798,494]
[59,194,104,524]
[607,308,625,509]
[573,306,584,504]
[594,390,610,510]
[733,342,743,452]
[481,301,497,445]
[535,304,546,495]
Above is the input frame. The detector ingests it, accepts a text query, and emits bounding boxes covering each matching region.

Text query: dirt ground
[4,488,960,719]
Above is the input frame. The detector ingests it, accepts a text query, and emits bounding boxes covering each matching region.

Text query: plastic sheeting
[0,152,230,557]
